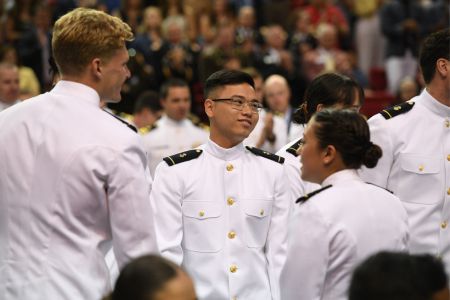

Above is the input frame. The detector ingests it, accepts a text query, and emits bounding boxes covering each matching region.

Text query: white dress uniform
[276,138,320,203]
[150,139,291,300]
[0,81,157,300]
[360,89,450,279]
[244,109,287,153]
[142,115,209,176]
[0,99,20,112]
[281,170,409,300]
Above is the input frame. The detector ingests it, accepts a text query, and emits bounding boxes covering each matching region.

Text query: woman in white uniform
[281,109,409,300]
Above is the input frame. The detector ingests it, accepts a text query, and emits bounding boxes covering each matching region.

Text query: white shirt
[360,89,450,279]
[0,81,157,300]
[0,99,20,112]
[142,115,209,176]
[244,109,287,153]
[150,139,290,300]
[276,138,320,203]
[281,170,409,300]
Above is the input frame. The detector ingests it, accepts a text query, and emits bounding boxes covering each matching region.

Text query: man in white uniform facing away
[0,8,157,300]
[150,70,290,300]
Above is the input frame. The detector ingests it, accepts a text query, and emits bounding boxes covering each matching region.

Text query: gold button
[418,165,424,172]
[199,211,205,217]
[232,297,237,300]
[447,155,450,161]
[259,209,264,216]
[447,188,450,195]
[446,120,450,128]
[226,164,234,172]
[227,197,235,206]
[393,106,401,111]
[441,221,447,229]
[230,264,238,273]
[228,231,236,239]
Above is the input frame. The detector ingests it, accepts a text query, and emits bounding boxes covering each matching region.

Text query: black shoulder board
[366,182,393,194]
[380,101,415,120]
[286,139,302,157]
[163,149,203,166]
[296,185,332,204]
[246,146,285,164]
[103,109,137,133]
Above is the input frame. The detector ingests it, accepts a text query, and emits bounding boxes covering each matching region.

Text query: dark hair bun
[362,143,382,168]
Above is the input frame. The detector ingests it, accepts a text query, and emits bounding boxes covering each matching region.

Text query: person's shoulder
[370,101,416,123]
[295,185,333,204]
[162,149,203,167]
[245,146,285,165]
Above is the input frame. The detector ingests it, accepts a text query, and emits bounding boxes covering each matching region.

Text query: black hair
[133,90,162,114]
[349,251,448,300]
[110,255,180,300]
[419,29,450,84]
[204,69,255,98]
[159,78,189,100]
[312,109,382,169]
[293,72,364,124]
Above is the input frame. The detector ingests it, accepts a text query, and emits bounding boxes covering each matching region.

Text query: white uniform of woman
[281,169,409,300]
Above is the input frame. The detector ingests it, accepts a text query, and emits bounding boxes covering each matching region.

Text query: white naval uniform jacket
[150,139,290,300]
[0,81,157,300]
[281,170,409,300]
[276,138,320,204]
[142,115,209,176]
[360,89,450,279]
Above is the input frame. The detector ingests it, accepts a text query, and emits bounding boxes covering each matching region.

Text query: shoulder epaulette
[103,109,137,133]
[188,114,210,131]
[286,139,302,157]
[138,123,157,135]
[366,182,393,194]
[380,101,415,120]
[163,149,203,166]
[246,146,285,164]
[296,185,332,204]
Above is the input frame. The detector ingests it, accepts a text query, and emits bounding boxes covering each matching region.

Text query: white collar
[204,138,245,161]
[420,88,450,118]
[159,114,189,127]
[321,169,361,187]
[50,80,100,107]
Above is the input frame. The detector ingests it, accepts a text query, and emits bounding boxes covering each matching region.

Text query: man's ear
[204,99,214,118]
[322,145,336,166]
[316,103,324,112]
[436,58,449,78]
[90,58,102,79]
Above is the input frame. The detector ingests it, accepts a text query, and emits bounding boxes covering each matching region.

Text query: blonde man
[0,8,157,300]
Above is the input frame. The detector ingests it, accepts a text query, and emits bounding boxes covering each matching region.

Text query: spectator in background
[0,62,20,111]
[0,45,40,99]
[104,255,196,300]
[244,68,288,153]
[349,252,449,300]
[264,74,293,133]
[111,0,144,33]
[380,0,429,95]
[142,78,208,176]
[397,76,420,104]
[335,51,369,89]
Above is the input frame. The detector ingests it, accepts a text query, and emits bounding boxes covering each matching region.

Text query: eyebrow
[230,95,259,102]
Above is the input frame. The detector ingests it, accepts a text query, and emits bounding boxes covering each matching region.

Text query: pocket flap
[400,153,440,174]
[242,200,273,218]
[182,201,223,219]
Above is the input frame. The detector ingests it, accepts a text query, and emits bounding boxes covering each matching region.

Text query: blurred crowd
[1,0,448,120]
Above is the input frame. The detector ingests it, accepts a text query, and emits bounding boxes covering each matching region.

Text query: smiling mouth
[238,119,252,126]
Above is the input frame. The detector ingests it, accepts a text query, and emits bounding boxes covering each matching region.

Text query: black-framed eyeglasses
[211,96,263,113]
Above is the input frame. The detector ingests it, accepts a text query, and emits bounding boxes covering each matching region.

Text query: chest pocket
[397,153,441,204]
[242,200,273,248]
[182,201,224,252]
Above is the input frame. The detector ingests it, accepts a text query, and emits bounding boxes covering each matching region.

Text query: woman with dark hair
[277,72,364,199]
[104,255,196,300]
[280,109,409,300]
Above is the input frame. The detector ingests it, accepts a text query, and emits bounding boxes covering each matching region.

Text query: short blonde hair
[52,8,133,76]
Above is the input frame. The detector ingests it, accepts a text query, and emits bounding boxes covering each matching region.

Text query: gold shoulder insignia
[103,109,137,133]
[138,123,158,135]
[163,149,203,166]
[286,138,302,157]
[380,101,415,119]
[296,185,332,204]
[246,146,285,164]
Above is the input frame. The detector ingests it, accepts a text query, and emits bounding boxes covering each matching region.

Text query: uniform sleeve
[107,139,157,268]
[281,204,356,300]
[284,156,307,201]
[150,162,184,265]
[265,165,291,300]
[359,115,394,188]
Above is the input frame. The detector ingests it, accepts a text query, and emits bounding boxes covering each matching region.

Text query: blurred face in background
[161,86,191,122]
[0,65,19,104]
[264,79,290,114]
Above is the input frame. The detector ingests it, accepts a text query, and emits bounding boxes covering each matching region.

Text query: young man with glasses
[150,70,290,300]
